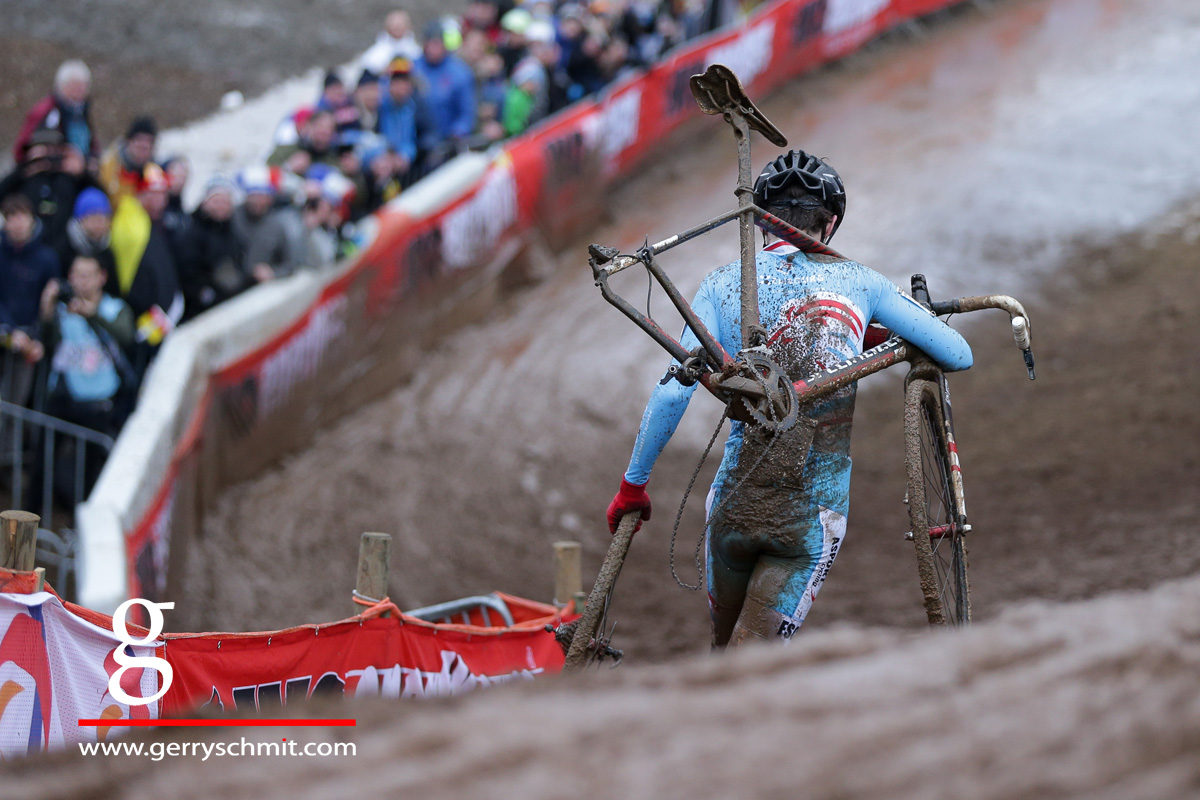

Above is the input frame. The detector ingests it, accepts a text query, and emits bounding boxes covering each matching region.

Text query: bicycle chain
[668,396,785,591]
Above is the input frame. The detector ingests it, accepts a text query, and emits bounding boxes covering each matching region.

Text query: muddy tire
[904,378,970,626]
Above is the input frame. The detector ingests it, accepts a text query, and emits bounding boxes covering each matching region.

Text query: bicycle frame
[589,204,852,392]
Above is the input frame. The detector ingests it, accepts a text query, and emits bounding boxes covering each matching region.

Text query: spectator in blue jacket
[1,194,60,341]
[377,57,436,180]
[413,20,477,166]
[1,193,59,402]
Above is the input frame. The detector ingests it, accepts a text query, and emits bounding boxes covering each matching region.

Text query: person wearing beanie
[177,174,253,320]
[316,70,363,132]
[353,69,383,133]
[51,187,118,281]
[233,165,297,283]
[99,115,159,202]
[377,57,437,179]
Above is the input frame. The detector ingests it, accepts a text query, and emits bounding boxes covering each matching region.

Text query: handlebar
[911,274,1036,381]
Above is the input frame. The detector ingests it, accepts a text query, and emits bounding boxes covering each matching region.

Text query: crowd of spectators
[1,0,728,497]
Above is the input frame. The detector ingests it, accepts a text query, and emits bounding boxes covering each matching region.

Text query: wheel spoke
[917,396,966,626]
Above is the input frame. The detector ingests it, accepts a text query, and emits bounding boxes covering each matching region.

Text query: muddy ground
[7,573,1200,799]
[0,0,459,166]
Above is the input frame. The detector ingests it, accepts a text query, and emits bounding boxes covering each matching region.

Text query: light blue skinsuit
[623,240,973,646]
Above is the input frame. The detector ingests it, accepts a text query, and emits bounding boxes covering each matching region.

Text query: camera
[57,282,75,304]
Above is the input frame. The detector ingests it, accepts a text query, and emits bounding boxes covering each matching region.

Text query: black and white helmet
[753,149,847,241]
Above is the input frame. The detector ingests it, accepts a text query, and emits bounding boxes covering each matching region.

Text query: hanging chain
[669,394,785,591]
[669,411,727,590]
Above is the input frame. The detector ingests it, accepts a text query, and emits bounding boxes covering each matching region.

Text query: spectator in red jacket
[11,60,100,168]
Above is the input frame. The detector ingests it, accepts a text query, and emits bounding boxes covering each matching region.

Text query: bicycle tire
[903,377,971,626]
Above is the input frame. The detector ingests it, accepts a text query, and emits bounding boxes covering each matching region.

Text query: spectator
[334,135,371,221]
[413,20,478,163]
[497,8,534,74]
[39,254,136,434]
[38,254,137,494]
[361,145,406,212]
[159,155,194,256]
[178,175,250,319]
[0,129,98,261]
[268,110,340,175]
[566,25,608,98]
[234,166,296,280]
[504,21,570,135]
[52,188,117,284]
[352,70,383,133]
[99,116,158,202]
[599,34,635,85]
[11,59,100,168]
[299,183,339,270]
[0,194,57,373]
[361,10,423,76]
[461,0,503,44]
[473,51,510,144]
[377,58,434,180]
[528,0,555,21]
[108,165,183,352]
[316,71,363,132]
[556,4,589,72]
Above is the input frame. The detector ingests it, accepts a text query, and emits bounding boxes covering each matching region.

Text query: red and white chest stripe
[768,292,867,346]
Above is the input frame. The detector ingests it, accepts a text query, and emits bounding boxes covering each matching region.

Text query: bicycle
[564,65,1035,667]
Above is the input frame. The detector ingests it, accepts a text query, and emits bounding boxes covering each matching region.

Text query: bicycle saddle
[690,64,788,147]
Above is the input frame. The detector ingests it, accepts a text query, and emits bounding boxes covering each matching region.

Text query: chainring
[734,351,798,433]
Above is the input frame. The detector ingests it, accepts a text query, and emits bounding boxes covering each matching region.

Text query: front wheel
[904,377,970,626]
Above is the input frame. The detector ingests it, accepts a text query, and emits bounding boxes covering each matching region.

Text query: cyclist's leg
[705,485,757,648]
[729,506,847,644]
[729,450,852,644]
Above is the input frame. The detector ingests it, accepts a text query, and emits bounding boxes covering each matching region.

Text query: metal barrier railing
[406,594,515,628]
[1,398,114,599]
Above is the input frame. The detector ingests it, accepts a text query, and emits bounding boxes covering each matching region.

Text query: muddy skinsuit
[624,240,972,647]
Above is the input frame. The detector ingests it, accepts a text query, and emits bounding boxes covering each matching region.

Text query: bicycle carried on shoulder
[564,65,1034,667]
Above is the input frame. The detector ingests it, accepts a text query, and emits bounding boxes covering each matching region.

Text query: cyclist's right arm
[871,280,973,372]
[623,278,721,484]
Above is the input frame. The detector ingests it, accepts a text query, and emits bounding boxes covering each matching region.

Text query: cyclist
[606,150,973,647]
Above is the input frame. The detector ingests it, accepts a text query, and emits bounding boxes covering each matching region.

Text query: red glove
[863,322,892,349]
[607,478,652,534]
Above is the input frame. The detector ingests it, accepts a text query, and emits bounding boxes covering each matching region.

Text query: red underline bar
[78,719,356,727]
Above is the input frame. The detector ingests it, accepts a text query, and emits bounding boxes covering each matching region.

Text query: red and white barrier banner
[0,592,161,757]
[2,588,569,753]
[162,596,570,715]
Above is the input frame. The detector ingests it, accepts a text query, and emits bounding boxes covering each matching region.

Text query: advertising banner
[163,598,569,714]
[0,592,161,757]
[2,589,571,753]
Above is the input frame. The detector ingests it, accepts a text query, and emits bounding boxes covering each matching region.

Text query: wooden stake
[355,532,392,617]
[1,510,40,572]
[553,541,582,608]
